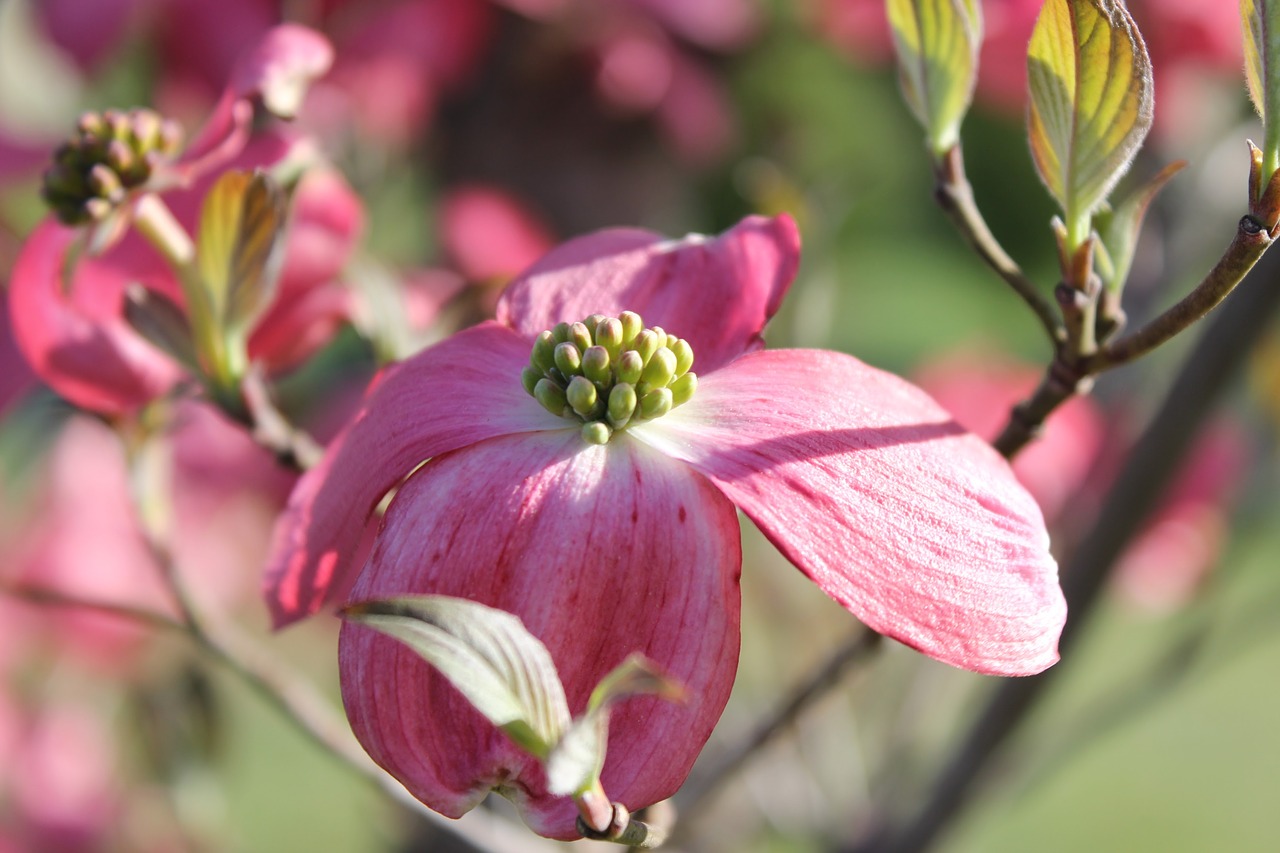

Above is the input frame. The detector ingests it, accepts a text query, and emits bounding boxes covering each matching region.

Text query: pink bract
[264,214,1064,838]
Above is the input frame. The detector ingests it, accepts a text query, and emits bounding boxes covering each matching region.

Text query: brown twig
[672,628,883,819]
[933,146,1064,345]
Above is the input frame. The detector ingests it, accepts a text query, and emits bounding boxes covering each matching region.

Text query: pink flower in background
[265,214,1063,837]
[913,349,1106,523]
[440,184,555,285]
[1112,420,1248,613]
[7,26,361,415]
[4,405,292,670]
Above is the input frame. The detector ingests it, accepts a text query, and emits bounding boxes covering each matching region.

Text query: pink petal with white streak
[497,214,799,373]
[340,429,740,839]
[264,322,566,626]
[634,349,1065,676]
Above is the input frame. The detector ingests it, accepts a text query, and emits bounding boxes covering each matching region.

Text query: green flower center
[42,108,184,226]
[522,311,697,445]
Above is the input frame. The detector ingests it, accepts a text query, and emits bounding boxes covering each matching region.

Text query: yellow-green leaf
[1242,0,1280,184]
[1027,0,1153,231]
[196,169,287,333]
[887,0,982,156]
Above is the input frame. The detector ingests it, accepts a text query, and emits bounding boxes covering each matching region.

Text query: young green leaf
[545,655,684,798]
[1094,160,1185,295]
[196,169,287,333]
[343,596,571,759]
[1027,0,1153,239]
[887,0,982,156]
[1242,0,1280,185]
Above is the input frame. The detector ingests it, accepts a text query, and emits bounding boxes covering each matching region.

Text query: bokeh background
[2,0,1278,850]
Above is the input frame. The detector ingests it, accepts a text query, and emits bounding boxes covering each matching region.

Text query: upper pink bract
[263,213,1065,838]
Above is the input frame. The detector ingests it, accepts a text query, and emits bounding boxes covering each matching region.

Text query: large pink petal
[496,214,800,373]
[340,429,740,839]
[264,322,567,626]
[8,221,182,415]
[633,349,1065,676]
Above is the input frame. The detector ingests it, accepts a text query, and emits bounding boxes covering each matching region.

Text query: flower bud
[534,379,569,417]
[607,383,638,428]
[639,387,673,420]
[582,346,611,385]
[640,347,677,388]
[616,350,644,385]
[554,342,583,376]
[566,375,599,418]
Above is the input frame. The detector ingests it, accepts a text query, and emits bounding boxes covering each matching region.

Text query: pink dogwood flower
[7,26,360,415]
[265,214,1064,838]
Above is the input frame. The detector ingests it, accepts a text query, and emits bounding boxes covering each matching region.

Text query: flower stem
[932,146,1063,345]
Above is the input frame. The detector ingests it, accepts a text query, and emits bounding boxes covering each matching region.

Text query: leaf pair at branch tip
[1027,0,1154,241]
[342,595,684,805]
[1242,0,1280,188]
[887,0,982,156]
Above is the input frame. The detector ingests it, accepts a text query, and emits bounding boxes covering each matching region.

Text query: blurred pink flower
[913,349,1106,523]
[0,300,36,415]
[266,214,1063,837]
[7,703,119,850]
[1112,420,1248,613]
[5,405,292,669]
[440,184,556,285]
[8,26,361,415]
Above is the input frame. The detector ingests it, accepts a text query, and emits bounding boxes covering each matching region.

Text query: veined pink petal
[8,221,182,415]
[265,322,567,626]
[633,349,1065,676]
[0,299,36,415]
[496,214,800,373]
[340,429,740,839]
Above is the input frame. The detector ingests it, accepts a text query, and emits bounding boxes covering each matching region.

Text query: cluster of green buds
[41,108,184,226]
[522,311,697,445]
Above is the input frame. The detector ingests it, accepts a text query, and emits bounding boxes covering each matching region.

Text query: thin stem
[992,212,1275,459]
[845,233,1280,853]
[933,146,1064,344]
[0,581,185,632]
[673,628,883,818]
[238,367,323,470]
[1091,216,1273,370]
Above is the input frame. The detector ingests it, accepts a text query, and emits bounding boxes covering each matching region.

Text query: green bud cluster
[522,311,698,445]
[41,109,184,226]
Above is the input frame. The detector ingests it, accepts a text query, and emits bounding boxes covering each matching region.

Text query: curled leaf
[342,596,571,758]
[887,0,982,155]
[1027,0,1153,224]
[196,169,287,334]
[1094,160,1185,295]
[546,655,685,798]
